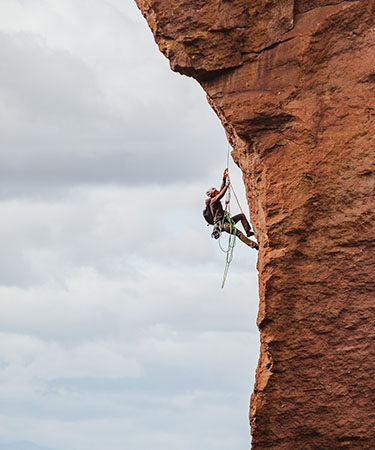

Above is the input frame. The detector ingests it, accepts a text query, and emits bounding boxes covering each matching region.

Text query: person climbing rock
[203,169,258,250]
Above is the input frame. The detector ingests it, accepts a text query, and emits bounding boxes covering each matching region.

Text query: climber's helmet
[206,187,217,197]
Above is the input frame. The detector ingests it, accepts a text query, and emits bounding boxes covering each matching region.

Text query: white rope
[219,142,237,288]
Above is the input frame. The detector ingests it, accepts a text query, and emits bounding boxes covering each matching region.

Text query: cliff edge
[134,0,375,447]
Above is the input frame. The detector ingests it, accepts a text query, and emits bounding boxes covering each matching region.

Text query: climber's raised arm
[212,181,230,203]
[212,169,229,202]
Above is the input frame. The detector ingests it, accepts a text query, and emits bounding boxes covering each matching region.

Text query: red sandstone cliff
[134,1,375,447]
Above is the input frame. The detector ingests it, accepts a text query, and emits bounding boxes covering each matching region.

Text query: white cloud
[0,1,225,191]
[0,1,259,449]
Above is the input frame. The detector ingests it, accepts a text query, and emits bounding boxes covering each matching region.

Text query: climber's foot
[246,231,254,237]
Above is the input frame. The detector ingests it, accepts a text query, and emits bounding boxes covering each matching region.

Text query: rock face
[135,0,375,447]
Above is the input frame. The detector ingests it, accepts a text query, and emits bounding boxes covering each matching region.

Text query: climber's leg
[222,222,258,250]
[235,229,258,250]
[231,213,253,237]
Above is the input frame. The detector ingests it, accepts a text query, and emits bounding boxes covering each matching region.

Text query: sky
[0,1,259,449]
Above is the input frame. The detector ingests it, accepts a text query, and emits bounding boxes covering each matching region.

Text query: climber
[203,169,258,250]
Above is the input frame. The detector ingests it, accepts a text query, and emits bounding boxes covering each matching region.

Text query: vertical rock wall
[135,0,375,447]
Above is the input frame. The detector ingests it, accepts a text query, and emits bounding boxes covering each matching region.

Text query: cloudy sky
[0,1,259,449]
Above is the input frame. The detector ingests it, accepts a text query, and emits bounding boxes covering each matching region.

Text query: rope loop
[219,211,237,288]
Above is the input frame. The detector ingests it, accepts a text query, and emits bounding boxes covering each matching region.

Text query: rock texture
[135,0,375,447]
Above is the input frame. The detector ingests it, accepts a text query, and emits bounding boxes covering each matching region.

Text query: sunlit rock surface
[135,0,375,447]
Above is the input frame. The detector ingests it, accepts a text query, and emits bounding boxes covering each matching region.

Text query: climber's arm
[212,181,230,203]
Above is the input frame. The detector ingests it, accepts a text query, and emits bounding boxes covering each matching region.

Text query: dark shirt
[206,177,229,224]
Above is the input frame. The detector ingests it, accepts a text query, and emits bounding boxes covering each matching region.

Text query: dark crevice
[175,63,242,82]
[293,0,298,27]
[238,113,296,136]
[253,36,295,56]
[209,26,248,33]
[360,72,375,83]
[258,317,273,330]
[338,436,366,442]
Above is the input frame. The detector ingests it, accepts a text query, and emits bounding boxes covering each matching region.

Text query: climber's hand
[223,168,229,178]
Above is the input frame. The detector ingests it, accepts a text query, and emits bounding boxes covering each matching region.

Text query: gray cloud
[0,184,254,287]
[0,1,259,449]
[0,442,62,450]
[0,28,225,193]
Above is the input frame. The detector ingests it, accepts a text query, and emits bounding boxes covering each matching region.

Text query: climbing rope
[219,211,237,288]
[230,184,245,217]
[218,142,237,288]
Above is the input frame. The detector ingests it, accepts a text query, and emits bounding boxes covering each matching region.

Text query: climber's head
[206,187,218,197]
